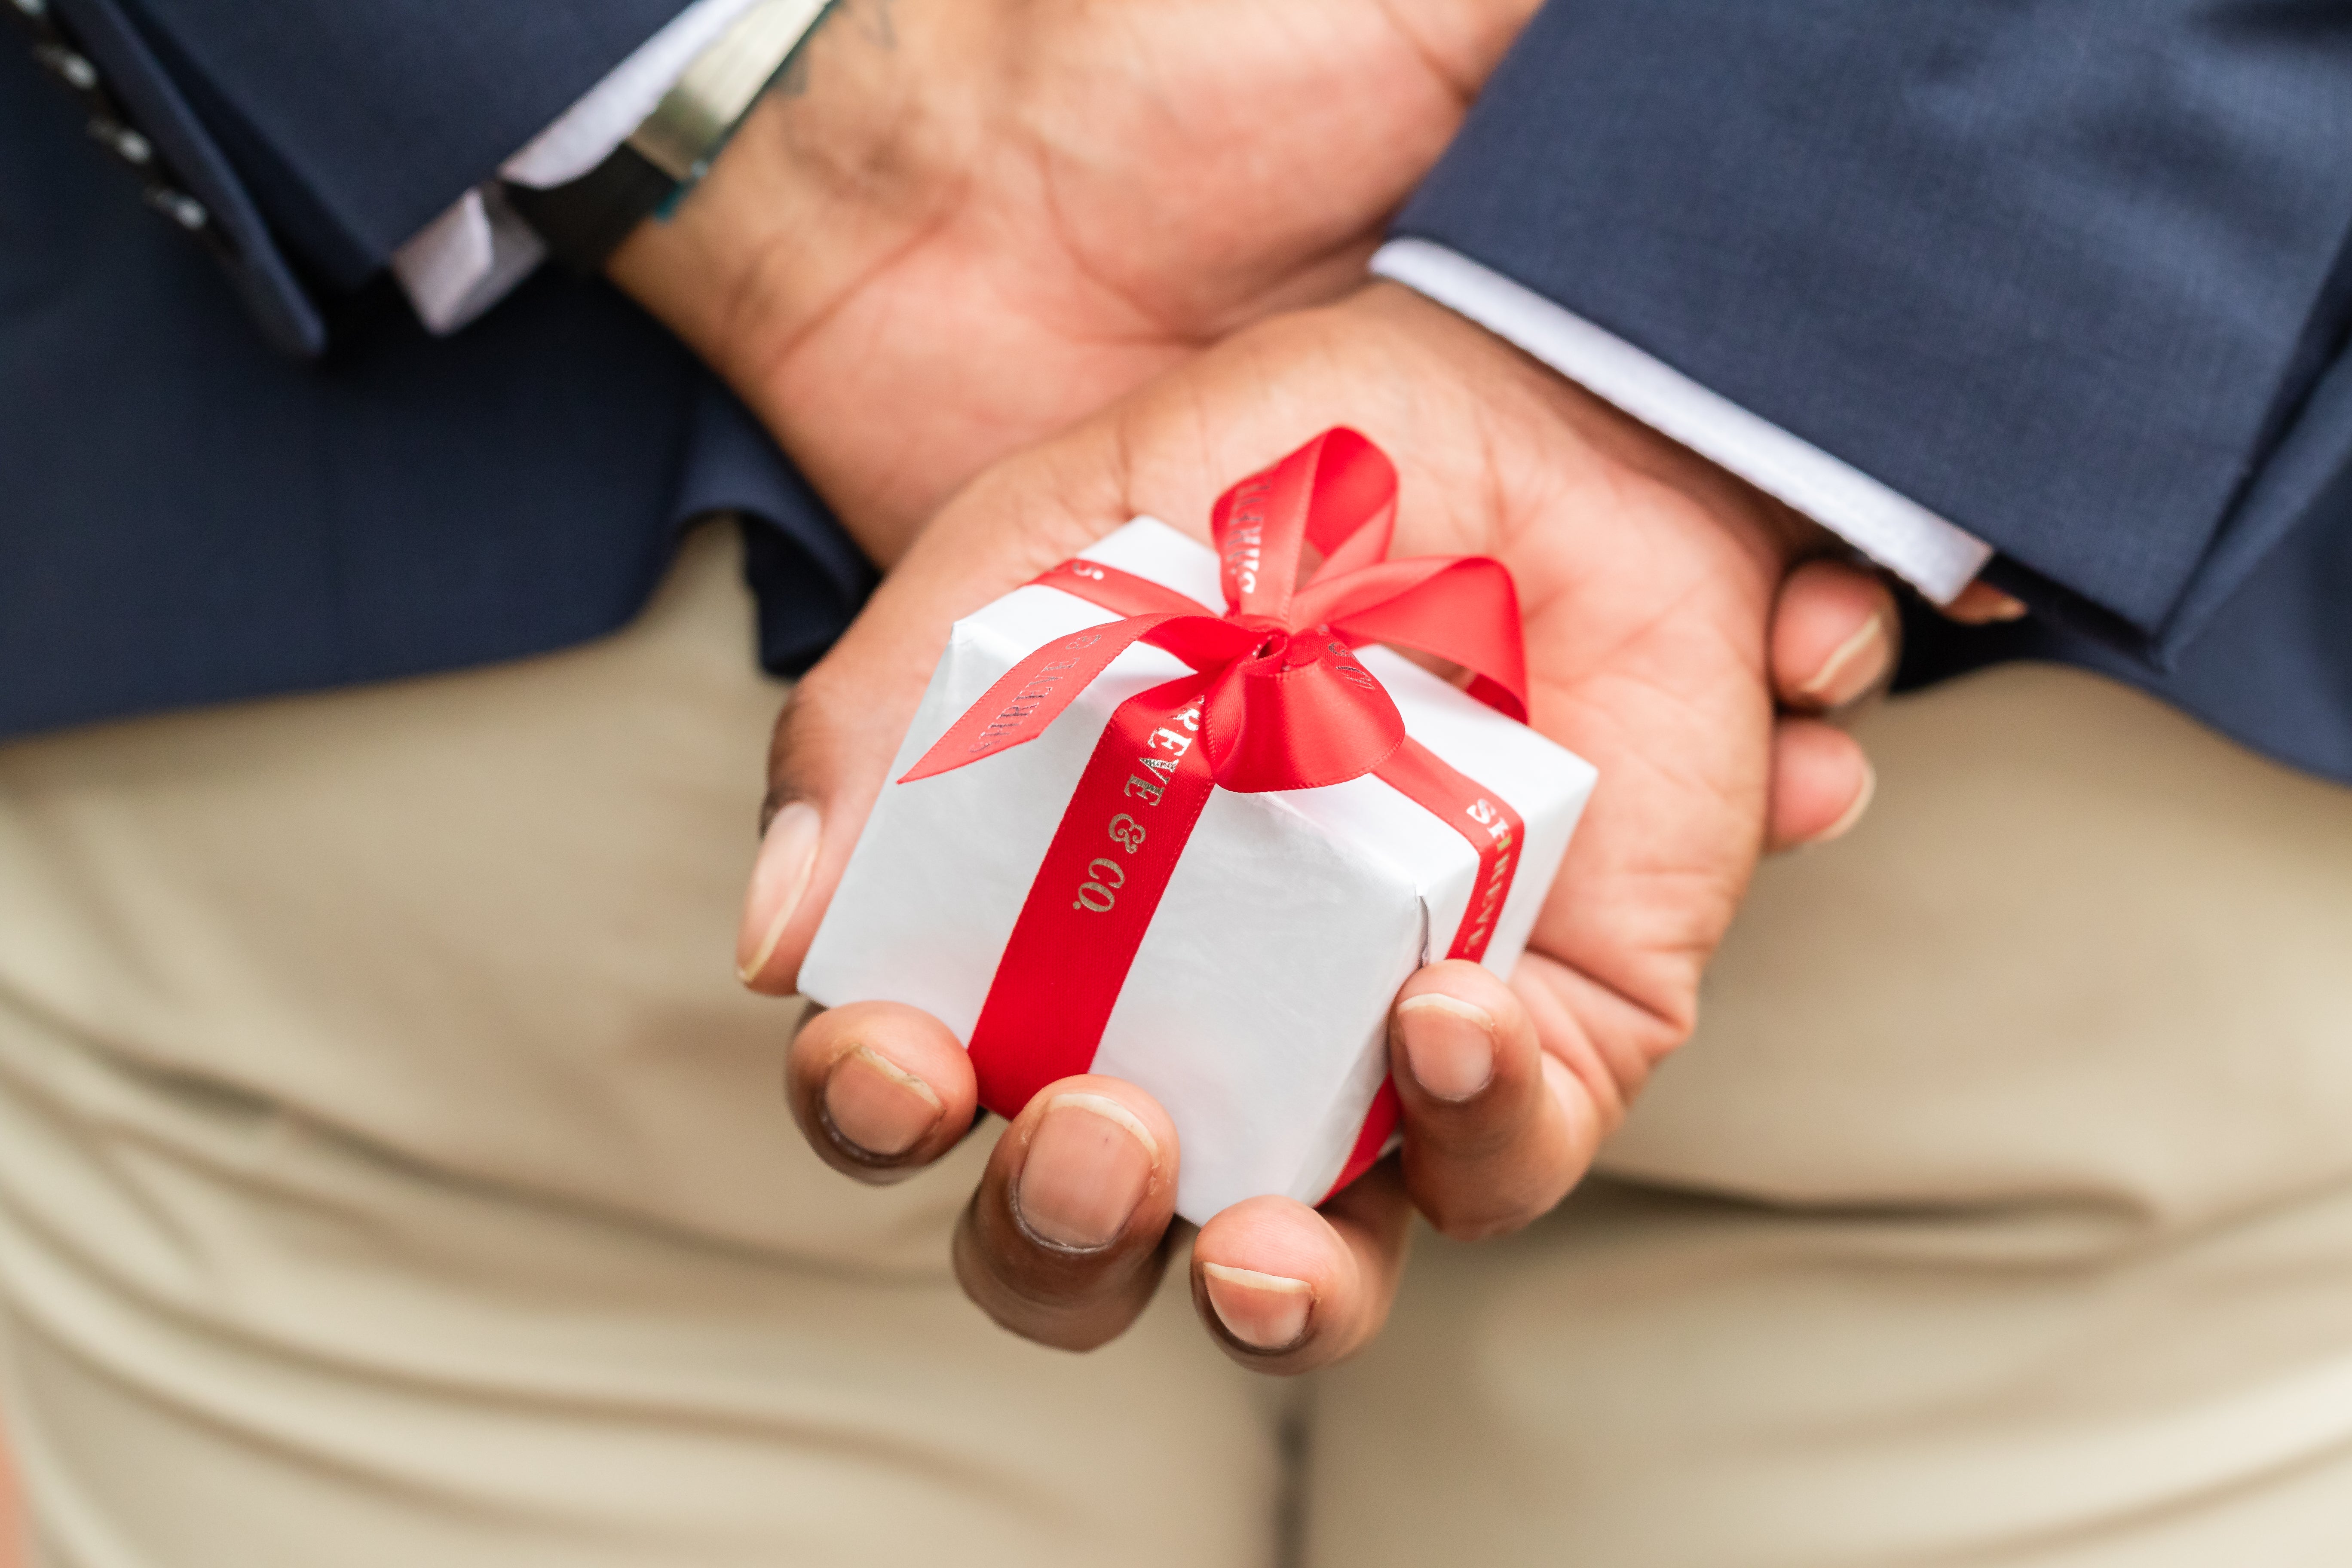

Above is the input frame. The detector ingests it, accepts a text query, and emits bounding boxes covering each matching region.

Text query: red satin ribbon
[903,429,1530,1201]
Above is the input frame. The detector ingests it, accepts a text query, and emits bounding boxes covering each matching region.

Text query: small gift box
[803,431,1596,1222]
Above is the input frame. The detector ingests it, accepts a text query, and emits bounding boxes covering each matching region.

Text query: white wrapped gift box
[802,518,1596,1222]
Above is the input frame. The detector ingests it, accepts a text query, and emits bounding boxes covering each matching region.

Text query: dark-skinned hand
[737,284,1902,1370]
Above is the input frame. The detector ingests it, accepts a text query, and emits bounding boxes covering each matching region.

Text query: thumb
[735,446,1132,996]
[733,662,898,996]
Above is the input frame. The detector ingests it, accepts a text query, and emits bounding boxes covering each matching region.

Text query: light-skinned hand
[738,283,1897,1370]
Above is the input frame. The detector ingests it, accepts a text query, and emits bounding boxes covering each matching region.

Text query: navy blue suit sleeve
[1397,1,2352,659]
[116,0,688,284]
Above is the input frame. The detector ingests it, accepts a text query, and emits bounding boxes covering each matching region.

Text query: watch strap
[503,144,678,272]
[506,0,833,273]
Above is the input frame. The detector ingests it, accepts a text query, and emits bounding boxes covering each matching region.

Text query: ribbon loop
[905,428,1525,793]
[1301,555,1528,723]
[1209,427,1397,625]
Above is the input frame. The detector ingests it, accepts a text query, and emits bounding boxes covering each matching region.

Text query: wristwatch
[506,0,833,271]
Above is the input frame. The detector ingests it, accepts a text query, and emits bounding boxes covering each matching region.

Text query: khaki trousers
[1,524,2348,1564]
[1311,650,2352,1564]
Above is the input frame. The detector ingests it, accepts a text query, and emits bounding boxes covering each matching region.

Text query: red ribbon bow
[904,430,1532,1201]
[903,428,1527,791]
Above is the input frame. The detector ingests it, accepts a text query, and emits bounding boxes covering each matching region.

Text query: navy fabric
[57,0,323,354]
[1901,459,2352,786]
[1,10,869,743]
[1403,0,2352,782]
[122,0,689,282]
[12,0,2349,786]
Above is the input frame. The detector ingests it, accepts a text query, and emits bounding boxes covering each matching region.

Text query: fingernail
[823,1045,943,1158]
[1795,614,1888,708]
[1201,1263,1314,1353]
[1013,1093,1157,1250]
[1396,993,1497,1101]
[1972,588,2029,622]
[1814,757,1877,844]
[738,801,821,985]
[1950,582,2029,623]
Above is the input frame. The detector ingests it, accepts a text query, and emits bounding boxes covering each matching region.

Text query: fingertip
[1817,752,1877,842]
[953,1073,1182,1352]
[1395,958,1520,1017]
[1945,580,2030,625]
[1199,1263,1316,1355]
[741,671,906,997]
[1006,1084,1173,1253]
[1766,718,1875,852]
[1392,959,1535,1099]
[1011,1075,1180,1186]
[1191,1196,1364,1371]
[1388,956,1578,1237]
[1773,560,1899,712]
[789,1002,977,1180]
[1392,993,1497,1100]
[738,799,823,994]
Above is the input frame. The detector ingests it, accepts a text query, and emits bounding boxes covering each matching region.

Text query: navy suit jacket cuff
[1398,0,2352,662]
[118,0,689,284]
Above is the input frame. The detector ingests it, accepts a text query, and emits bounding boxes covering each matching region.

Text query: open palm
[747,285,1872,1368]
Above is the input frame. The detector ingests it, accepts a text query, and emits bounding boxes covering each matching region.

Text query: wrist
[606,0,977,414]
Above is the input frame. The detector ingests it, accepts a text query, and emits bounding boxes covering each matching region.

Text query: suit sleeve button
[141,184,208,231]
[88,117,153,167]
[34,42,96,90]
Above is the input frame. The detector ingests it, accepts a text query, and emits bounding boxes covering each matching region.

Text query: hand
[744,283,1897,1368]
[608,0,1540,562]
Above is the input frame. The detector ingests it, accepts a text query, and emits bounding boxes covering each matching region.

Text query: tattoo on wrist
[775,0,893,98]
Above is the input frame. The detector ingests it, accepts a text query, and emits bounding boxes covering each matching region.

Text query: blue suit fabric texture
[2,0,872,744]
[3,0,2349,787]
[1402,0,2352,783]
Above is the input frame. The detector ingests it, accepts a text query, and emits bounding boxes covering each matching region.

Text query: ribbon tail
[1029,557,1213,618]
[898,612,1183,784]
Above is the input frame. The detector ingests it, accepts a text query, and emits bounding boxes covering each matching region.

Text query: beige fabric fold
[4,517,2347,1565]
[1311,665,2352,1566]
[0,525,1283,1568]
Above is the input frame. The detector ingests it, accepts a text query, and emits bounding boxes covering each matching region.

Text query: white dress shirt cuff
[1371,238,1994,604]
[391,0,764,336]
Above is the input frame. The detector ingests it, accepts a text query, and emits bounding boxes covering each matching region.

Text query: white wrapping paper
[802,518,1597,1221]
